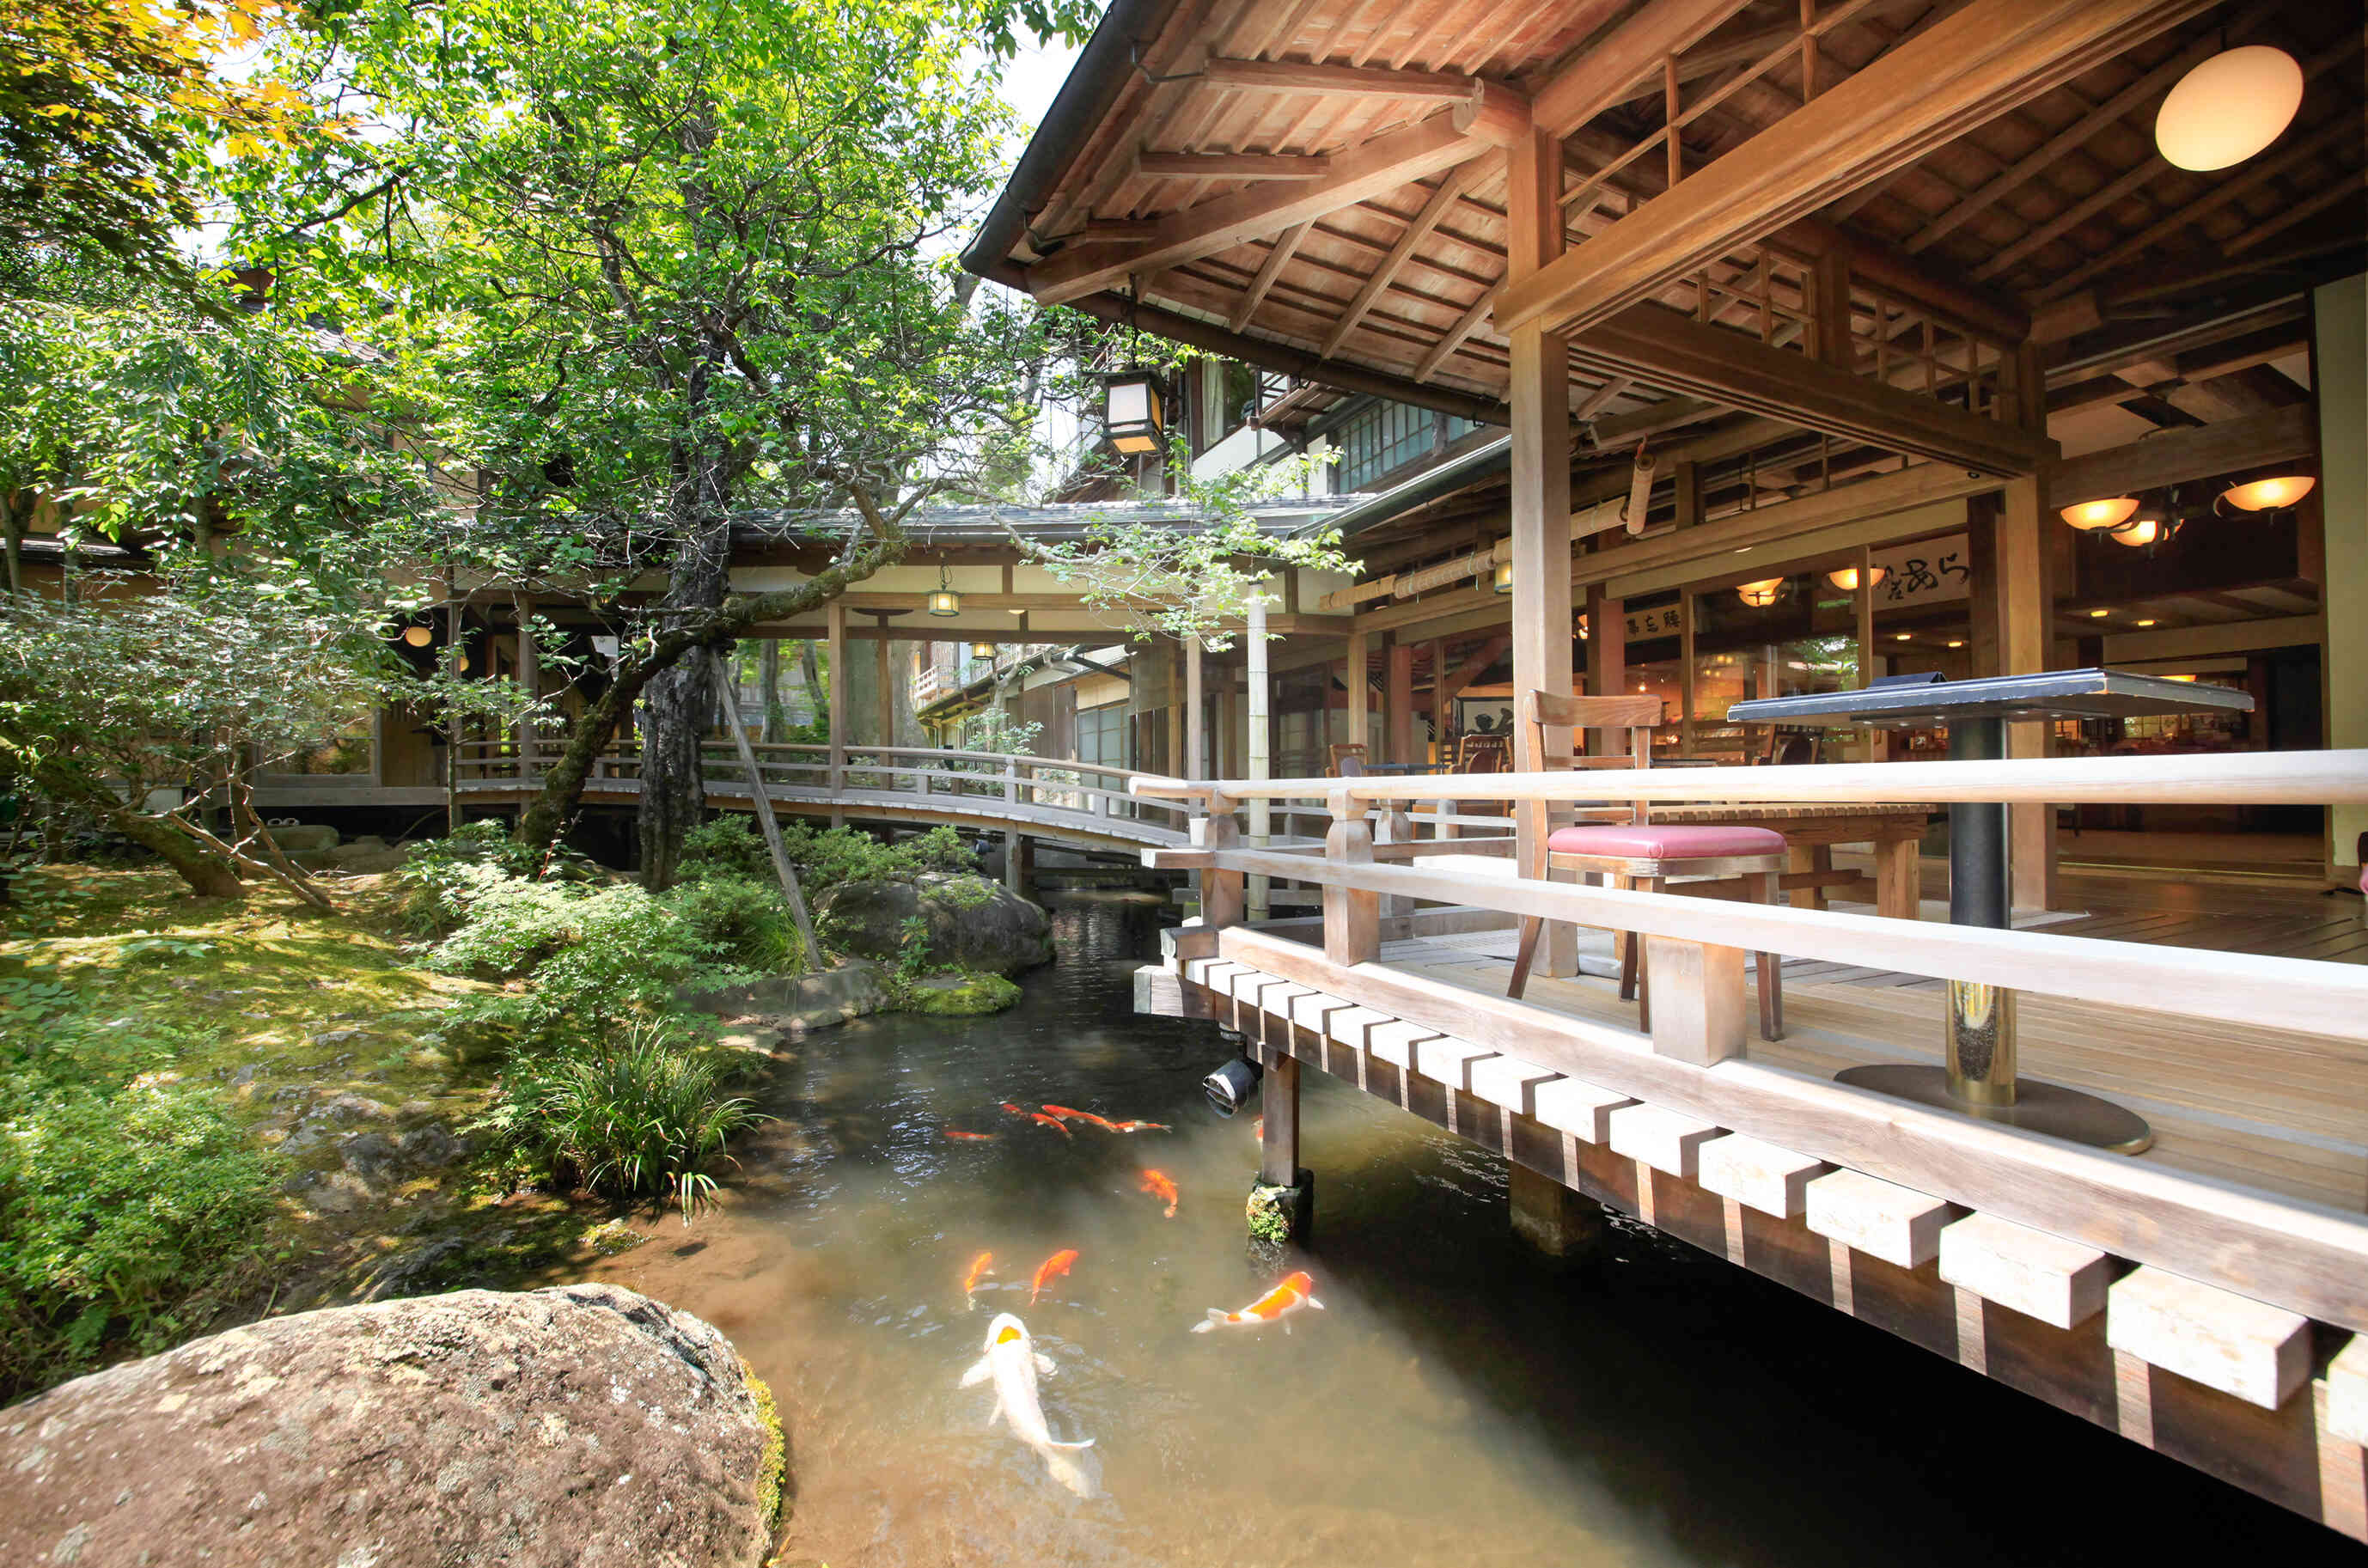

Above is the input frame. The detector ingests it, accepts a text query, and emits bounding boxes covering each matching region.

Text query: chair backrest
[1518,690,1664,823]
[1327,741,1368,778]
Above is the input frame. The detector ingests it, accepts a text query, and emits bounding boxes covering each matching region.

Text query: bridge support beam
[1511,1162,1604,1263]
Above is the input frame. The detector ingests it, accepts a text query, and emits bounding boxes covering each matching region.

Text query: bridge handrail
[1128,747,2368,808]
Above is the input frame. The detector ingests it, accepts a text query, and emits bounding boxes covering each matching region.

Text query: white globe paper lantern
[2155,46,2304,172]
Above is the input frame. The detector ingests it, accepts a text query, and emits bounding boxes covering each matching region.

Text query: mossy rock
[742,1358,786,1532]
[902,971,1022,1015]
[814,874,1053,975]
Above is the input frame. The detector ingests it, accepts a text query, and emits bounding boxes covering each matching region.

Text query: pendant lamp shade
[2221,474,2316,512]
[1736,577,1785,607]
[2060,497,2141,531]
[2154,46,2304,172]
[2110,518,2161,547]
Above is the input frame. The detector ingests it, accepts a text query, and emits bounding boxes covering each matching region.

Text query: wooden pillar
[1185,635,1205,781]
[1511,1163,1602,1260]
[1344,629,1370,751]
[1322,789,1379,967]
[1677,591,1697,754]
[1246,593,1271,923]
[1427,636,1448,765]
[1854,544,1888,761]
[1258,1052,1302,1189]
[1585,582,1624,742]
[444,583,462,833]
[2000,479,2053,911]
[1166,641,1184,776]
[873,631,893,751]
[1385,638,1416,766]
[513,599,539,784]
[826,599,848,827]
[2320,275,2368,882]
[1507,116,1575,977]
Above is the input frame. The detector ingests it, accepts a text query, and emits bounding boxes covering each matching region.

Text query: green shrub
[774,821,976,892]
[0,1082,278,1399]
[427,870,722,1039]
[473,1021,764,1222]
[664,876,801,972]
[676,816,774,884]
[394,820,601,936]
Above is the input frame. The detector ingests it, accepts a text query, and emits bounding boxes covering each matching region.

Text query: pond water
[577,896,2344,1567]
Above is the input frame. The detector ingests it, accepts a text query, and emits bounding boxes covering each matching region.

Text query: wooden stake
[713,646,819,970]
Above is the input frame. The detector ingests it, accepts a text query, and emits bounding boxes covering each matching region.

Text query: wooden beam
[2049,406,2317,506]
[1323,159,1484,357]
[1201,55,1486,101]
[1568,304,2056,474]
[1413,286,1498,382]
[1228,221,1309,333]
[1135,150,1333,181]
[1028,110,1507,307]
[1531,0,1758,139]
[1502,0,2213,339]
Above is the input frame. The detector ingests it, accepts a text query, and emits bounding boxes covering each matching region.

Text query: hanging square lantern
[969,641,996,660]
[928,564,961,618]
[1102,370,1165,455]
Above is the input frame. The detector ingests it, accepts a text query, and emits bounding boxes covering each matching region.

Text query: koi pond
[572,895,2337,1567]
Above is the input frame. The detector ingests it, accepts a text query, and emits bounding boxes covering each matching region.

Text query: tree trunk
[30,761,249,900]
[635,445,735,890]
[799,640,824,733]
[760,639,783,743]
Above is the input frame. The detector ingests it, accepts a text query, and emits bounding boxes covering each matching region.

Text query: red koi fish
[998,1102,1033,1118]
[1029,1113,1073,1138]
[1042,1104,1122,1132]
[944,1128,997,1142]
[961,1251,993,1302]
[1192,1271,1325,1334]
[1111,1120,1169,1132]
[1137,1168,1179,1218]
[1029,1248,1078,1305]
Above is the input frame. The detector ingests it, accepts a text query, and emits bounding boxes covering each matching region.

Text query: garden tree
[228,0,1094,886]
[0,0,318,290]
[0,289,525,901]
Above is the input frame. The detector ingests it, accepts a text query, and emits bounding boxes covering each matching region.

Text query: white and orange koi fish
[1191,1271,1325,1335]
[960,1312,1098,1497]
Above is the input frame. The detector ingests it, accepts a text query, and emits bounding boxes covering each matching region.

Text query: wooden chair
[1327,742,1369,778]
[1505,691,1788,1040]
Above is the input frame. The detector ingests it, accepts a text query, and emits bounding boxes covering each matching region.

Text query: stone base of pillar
[1510,1162,1602,1262]
[1246,1167,1314,1250]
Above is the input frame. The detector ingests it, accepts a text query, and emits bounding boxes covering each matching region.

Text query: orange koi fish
[1192,1271,1325,1335]
[1111,1120,1169,1132]
[1029,1248,1078,1306]
[1042,1104,1122,1132]
[944,1128,997,1142]
[1029,1113,1073,1138]
[961,1251,994,1301]
[1137,1168,1179,1218]
[998,1102,1033,1117]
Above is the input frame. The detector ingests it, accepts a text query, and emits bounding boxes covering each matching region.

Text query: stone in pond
[815,873,1054,975]
[0,1284,784,1568]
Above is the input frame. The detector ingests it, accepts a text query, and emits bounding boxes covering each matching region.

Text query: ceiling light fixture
[2111,519,2162,547]
[1826,564,1889,592]
[2222,474,2316,512]
[2089,608,2111,618]
[928,564,961,617]
[401,625,433,647]
[1492,559,1514,595]
[2155,46,2304,172]
[2060,497,2141,532]
[1736,577,1785,607]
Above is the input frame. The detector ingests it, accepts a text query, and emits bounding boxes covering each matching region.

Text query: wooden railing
[1132,749,2368,1331]
[452,741,1193,841]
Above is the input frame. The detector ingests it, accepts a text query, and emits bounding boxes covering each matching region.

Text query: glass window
[1337,400,1433,490]
[1077,703,1128,771]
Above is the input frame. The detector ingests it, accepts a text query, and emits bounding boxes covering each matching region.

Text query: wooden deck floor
[1376,877,2368,1216]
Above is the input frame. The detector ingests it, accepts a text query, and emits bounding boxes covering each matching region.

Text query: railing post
[1003,754,1017,805]
[1374,799,1413,922]
[1196,794,1243,930]
[1323,789,1380,966]
[1643,934,1747,1066]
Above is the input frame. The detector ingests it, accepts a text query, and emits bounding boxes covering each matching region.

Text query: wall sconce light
[1736,577,1785,607]
[1492,558,1514,595]
[1826,565,1889,592]
[2060,497,2141,532]
[928,564,961,617]
[1102,369,1166,455]
[2220,474,2315,512]
[2155,46,2304,172]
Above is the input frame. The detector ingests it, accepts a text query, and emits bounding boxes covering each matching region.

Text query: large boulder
[678,958,891,1035]
[0,1284,783,1568]
[815,873,1054,975]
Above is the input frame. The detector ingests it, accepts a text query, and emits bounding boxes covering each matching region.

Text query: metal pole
[1944,715,2014,1102]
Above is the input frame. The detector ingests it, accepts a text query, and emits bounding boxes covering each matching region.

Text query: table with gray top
[1729,668,2255,1153]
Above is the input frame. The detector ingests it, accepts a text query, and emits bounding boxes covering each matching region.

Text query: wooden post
[826,599,848,827]
[712,648,820,969]
[1259,1052,1301,1188]
[873,631,893,760]
[1246,593,1271,923]
[1385,638,1415,767]
[1185,635,1205,780]
[1507,116,1575,978]
[1644,935,1748,1066]
[444,582,462,833]
[759,638,783,744]
[1197,800,1243,929]
[1344,629,1370,751]
[1427,636,1448,766]
[2322,275,2368,884]
[1586,583,1625,733]
[1322,788,1380,966]
[1855,544,1887,762]
[513,596,539,784]
[1999,472,2054,911]
[1678,591,1697,755]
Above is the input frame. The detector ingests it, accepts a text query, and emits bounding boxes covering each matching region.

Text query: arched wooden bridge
[455,741,1192,857]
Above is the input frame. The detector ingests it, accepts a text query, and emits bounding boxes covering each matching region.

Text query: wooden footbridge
[455,741,1192,866]
[1132,750,2368,1542]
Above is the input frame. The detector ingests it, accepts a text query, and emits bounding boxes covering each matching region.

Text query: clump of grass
[475,1020,766,1223]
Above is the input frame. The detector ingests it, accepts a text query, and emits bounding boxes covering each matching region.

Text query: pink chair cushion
[1547,823,1788,860]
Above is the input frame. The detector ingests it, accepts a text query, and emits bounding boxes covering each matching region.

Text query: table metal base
[1834,1065,2154,1155]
